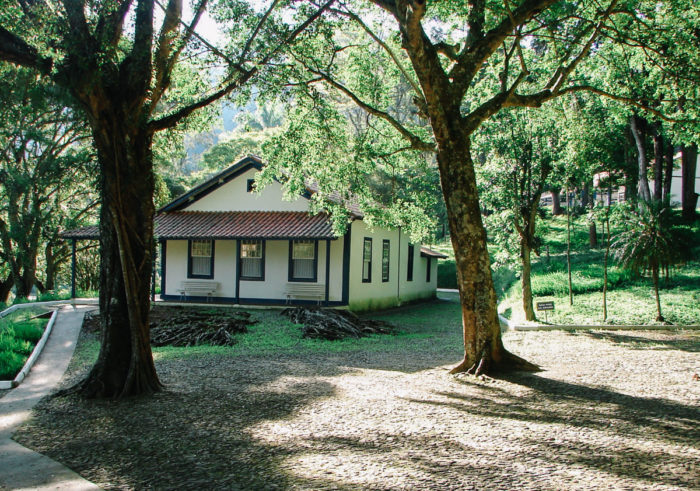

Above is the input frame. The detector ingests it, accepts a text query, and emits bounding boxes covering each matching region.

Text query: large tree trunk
[589,221,597,248]
[581,182,590,208]
[566,187,573,306]
[652,262,663,322]
[43,243,57,292]
[681,144,698,220]
[520,239,536,322]
[624,127,639,202]
[551,188,563,215]
[72,113,161,398]
[630,115,651,203]
[0,277,11,304]
[663,141,674,202]
[652,126,663,201]
[437,137,537,375]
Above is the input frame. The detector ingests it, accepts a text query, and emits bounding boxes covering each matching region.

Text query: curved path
[0,304,100,490]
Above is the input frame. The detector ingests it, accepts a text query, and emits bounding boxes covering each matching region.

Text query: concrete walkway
[0,304,100,490]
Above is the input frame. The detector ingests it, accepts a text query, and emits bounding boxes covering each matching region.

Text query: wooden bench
[284,283,326,304]
[177,280,219,301]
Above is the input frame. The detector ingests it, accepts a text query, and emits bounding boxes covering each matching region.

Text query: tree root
[449,348,540,376]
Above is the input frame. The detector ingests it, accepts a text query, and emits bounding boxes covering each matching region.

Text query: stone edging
[511,323,700,332]
[0,310,58,389]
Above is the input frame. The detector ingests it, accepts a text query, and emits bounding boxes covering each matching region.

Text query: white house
[65,156,446,311]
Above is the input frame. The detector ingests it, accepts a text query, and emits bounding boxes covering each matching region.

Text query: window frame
[362,237,372,283]
[246,179,255,193]
[407,243,414,282]
[187,239,215,279]
[288,239,318,282]
[381,239,390,282]
[239,239,265,281]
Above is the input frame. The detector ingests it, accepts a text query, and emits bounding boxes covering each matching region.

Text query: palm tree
[612,201,683,322]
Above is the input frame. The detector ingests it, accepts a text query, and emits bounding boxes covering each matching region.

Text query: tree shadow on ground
[573,330,700,353]
[15,356,365,489]
[404,372,700,487]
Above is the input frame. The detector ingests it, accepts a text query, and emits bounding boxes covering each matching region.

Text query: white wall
[347,221,435,311]
[164,239,237,298]
[163,238,343,302]
[184,168,310,212]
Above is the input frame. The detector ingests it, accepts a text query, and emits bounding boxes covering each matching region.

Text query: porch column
[70,239,76,299]
[235,239,241,304]
[151,241,157,301]
[325,239,331,305]
[160,240,167,297]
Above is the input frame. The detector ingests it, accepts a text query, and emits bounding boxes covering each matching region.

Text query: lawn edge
[0,310,58,389]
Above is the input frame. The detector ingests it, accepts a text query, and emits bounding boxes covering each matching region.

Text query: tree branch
[451,0,559,96]
[308,67,434,152]
[0,26,52,73]
[332,7,424,100]
[148,0,336,132]
[95,0,134,47]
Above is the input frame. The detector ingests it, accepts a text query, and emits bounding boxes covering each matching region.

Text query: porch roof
[420,246,448,259]
[61,211,336,241]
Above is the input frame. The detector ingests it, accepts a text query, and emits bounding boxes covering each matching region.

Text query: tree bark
[589,221,598,248]
[681,144,698,220]
[566,186,573,306]
[581,182,590,208]
[70,110,162,398]
[520,240,535,321]
[630,115,651,203]
[43,243,57,292]
[663,140,674,202]
[551,188,562,215]
[438,137,537,374]
[652,125,663,201]
[652,262,663,322]
[0,276,11,304]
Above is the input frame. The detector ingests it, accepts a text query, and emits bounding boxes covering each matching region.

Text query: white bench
[177,280,219,301]
[284,283,326,304]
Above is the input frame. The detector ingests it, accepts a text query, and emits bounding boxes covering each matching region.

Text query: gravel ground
[12,304,700,490]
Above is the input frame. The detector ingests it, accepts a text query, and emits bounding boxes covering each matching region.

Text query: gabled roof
[159,155,363,218]
[159,155,264,213]
[60,211,336,240]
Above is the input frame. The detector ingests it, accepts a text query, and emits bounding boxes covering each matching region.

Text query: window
[289,240,317,282]
[426,257,432,282]
[407,244,414,281]
[362,238,372,283]
[246,179,255,193]
[240,240,264,280]
[382,240,390,282]
[188,240,214,279]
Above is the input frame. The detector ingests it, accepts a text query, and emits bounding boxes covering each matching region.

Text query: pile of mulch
[150,309,256,347]
[282,307,394,340]
[82,307,257,347]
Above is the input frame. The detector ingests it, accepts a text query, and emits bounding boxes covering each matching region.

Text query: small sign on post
[536,301,555,323]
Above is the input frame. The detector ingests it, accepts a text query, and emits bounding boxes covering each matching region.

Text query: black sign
[536,301,555,311]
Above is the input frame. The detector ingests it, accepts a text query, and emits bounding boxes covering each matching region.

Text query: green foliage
[612,202,688,277]
[0,313,48,379]
[437,259,457,289]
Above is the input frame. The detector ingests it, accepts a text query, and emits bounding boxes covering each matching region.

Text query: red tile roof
[61,211,336,240]
[420,246,448,259]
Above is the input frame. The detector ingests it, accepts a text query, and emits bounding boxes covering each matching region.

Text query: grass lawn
[149,296,464,363]
[14,293,700,489]
[0,308,50,380]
